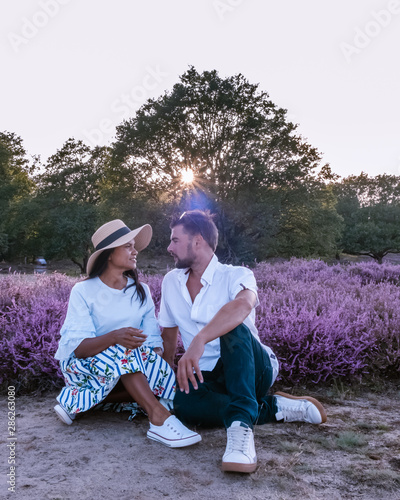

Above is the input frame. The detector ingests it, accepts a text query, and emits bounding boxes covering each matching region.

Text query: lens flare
[181,168,194,185]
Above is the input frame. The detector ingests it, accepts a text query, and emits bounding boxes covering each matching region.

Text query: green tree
[35,202,98,272]
[0,131,36,258]
[38,138,106,204]
[113,66,322,197]
[276,178,343,258]
[335,173,400,263]
[111,67,338,262]
[27,139,108,271]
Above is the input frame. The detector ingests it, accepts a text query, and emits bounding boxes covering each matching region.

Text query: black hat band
[95,226,131,250]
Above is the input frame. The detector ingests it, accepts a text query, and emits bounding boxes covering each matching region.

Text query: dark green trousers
[174,324,278,429]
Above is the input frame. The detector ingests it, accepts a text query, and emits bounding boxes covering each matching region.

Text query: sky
[1,0,400,179]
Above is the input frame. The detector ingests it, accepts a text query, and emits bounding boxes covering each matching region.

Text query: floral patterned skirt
[56,344,176,416]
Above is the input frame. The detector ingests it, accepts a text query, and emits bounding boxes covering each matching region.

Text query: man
[159,210,326,473]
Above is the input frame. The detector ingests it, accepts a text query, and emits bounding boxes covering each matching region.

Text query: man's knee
[220,324,252,355]
[174,383,208,425]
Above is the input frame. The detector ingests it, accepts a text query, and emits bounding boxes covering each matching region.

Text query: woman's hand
[74,328,147,358]
[111,327,147,350]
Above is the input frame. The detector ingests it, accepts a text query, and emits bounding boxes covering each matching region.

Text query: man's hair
[170,210,219,252]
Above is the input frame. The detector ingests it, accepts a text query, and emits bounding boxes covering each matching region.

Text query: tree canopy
[2,68,399,267]
[0,131,36,257]
[113,67,323,194]
[111,67,339,262]
[335,173,400,263]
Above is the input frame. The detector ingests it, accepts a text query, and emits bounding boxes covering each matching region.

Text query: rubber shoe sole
[221,460,257,473]
[274,392,327,423]
[54,404,74,425]
[147,430,201,448]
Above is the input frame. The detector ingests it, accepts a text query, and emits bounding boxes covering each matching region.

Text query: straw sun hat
[86,219,152,275]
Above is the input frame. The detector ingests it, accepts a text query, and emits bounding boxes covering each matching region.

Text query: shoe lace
[227,426,252,453]
[279,403,305,422]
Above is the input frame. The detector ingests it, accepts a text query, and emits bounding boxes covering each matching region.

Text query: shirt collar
[176,254,219,286]
[200,254,219,285]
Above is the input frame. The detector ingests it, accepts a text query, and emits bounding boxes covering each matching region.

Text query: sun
[181,168,194,185]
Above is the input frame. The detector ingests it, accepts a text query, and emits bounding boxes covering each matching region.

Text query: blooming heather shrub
[0,273,77,392]
[254,259,400,384]
[1,260,399,392]
[0,271,182,392]
[139,272,162,315]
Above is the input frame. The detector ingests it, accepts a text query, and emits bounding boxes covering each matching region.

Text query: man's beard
[175,257,193,269]
[174,243,195,269]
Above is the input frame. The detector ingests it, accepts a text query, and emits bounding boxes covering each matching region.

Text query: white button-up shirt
[159,255,279,379]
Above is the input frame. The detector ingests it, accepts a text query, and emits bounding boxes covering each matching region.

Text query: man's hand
[177,335,205,394]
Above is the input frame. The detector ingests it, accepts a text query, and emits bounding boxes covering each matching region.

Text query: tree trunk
[71,258,85,273]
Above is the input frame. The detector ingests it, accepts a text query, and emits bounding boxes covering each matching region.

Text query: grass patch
[344,466,400,490]
[356,421,390,432]
[306,434,335,450]
[278,440,303,453]
[336,431,368,450]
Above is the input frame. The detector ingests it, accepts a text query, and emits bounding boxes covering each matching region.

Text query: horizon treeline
[2,67,400,271]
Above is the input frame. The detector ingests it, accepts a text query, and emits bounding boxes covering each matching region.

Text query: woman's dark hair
[87,248,146,305]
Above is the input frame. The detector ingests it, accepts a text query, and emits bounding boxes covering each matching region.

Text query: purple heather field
[1,259,399,392]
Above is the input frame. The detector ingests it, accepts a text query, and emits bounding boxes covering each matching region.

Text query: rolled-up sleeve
[230,267,259,307]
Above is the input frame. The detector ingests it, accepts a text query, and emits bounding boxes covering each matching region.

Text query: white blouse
[55,277,163,360]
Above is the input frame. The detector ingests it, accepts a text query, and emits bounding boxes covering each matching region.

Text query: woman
[54,219,201,448]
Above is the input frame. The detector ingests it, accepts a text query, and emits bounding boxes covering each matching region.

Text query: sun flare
[181,168,194,185]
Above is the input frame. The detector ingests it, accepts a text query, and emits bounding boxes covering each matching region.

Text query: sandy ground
[1,386,400,500]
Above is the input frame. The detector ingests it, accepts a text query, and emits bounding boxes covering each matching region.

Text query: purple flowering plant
[1,259,399,392]
[0,273,77,392]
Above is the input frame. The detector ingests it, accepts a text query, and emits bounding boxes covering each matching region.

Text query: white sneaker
[54,404,75,425]
[274,392,327,424]
[222,421,257,473]
[147,415,201,448]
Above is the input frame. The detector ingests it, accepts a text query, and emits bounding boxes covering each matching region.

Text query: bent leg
[257,395,278,424]
[220,324,277,427]
[139,347,176,400]
[57,346,176,415]
[102,380,134,403]
[174,371,229,427]
[120,372,170,425]
[175,327,278,428]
